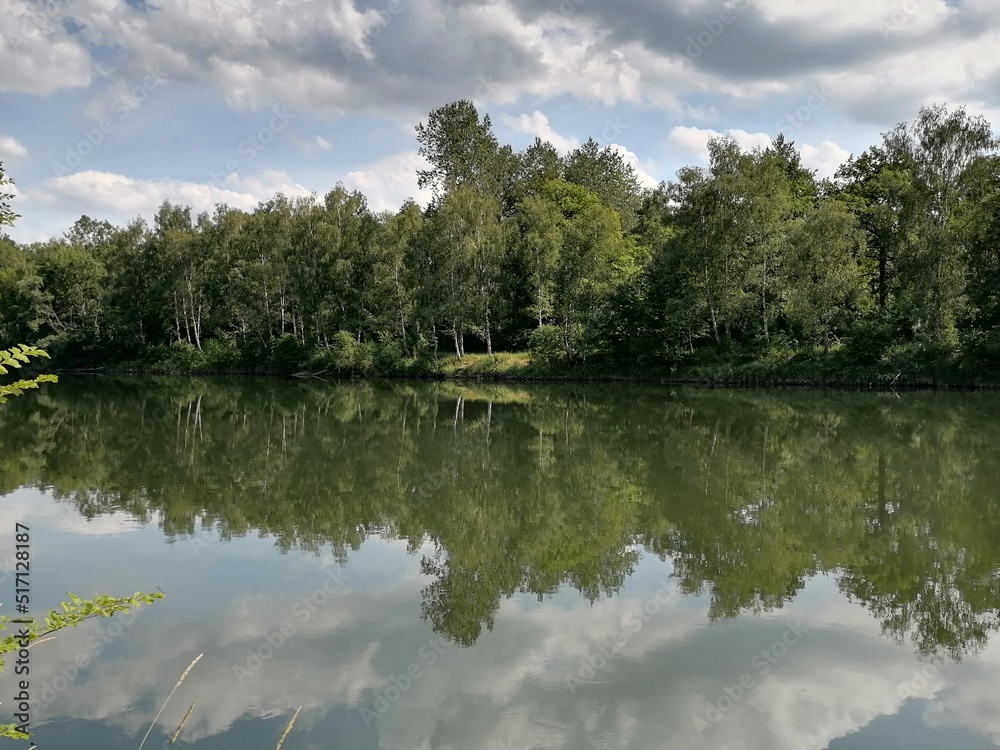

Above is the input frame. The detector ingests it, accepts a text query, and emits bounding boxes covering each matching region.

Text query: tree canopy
[2,103,999,380]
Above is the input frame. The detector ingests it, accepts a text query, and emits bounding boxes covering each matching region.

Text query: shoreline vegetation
[55,349,1000,390]
[3,102,1000,392]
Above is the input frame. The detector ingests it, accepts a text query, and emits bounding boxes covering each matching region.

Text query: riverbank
[54,341,1000,390]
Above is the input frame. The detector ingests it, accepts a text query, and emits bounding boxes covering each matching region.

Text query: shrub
[842,318,897,366]
[528,325,565,367]
[163,340,206,372]
[355,341,376,374]
[330,331,358,373]
[271,334,307,374]
[375,339,404,372]
[203,338,240,370]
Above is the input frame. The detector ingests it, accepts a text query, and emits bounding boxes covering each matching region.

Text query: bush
[959,328,1000,371]
[355,341,376,373]
[271,334,307,374]
[375,339,404,372]
[162,340,206,372]
[842,318,897,366]
[528,325,564,367]
[203,338,240,370]
[330,331,357,373]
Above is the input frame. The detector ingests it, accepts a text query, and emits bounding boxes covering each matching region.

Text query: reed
[137,653,203,750]
[169,701,196,745]
[275,706,302,750]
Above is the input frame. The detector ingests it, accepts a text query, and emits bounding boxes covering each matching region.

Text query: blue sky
[2,0,999,242]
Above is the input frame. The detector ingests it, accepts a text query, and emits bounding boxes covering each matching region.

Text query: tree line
[1,101,999,378]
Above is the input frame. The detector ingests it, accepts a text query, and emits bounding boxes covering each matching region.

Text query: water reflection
[1,377,999,748]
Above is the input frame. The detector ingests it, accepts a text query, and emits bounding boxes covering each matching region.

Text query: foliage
[0,344,58,403]
[2,104,999,383]
[0,592,163,739]
[528,324,564,367]
[0,161,18,228]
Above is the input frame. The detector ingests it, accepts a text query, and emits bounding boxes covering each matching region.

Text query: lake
[1,376,999,749]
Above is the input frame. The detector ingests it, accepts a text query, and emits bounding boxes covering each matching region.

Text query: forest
[1,101,999,383]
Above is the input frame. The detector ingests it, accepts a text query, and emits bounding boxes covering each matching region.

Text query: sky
[1,0,999,243]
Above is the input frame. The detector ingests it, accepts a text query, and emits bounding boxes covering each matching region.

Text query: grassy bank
[54,336,1000,389]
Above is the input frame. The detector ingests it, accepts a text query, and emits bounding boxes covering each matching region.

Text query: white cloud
[0,0,93,95]
[664,126,852,178]
[609,143,660,189]
[342,150,432,212]
[289,133,335,153]
[501,111,581,153]
[799,140,852,179]
[0,488,147,536]
[24,556,1000,750]
[0,135,28,159]
[27,169,313,219]
[666,126,773,162]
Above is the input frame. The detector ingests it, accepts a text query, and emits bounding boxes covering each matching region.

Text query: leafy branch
[0,345,58,404]
[0,591,164,739]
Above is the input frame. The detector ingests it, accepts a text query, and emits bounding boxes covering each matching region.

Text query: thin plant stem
[137,653,203,750]
[275,707,302,750]
[169,701,196,745]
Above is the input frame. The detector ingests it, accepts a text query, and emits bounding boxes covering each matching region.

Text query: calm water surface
[1,377,999,749]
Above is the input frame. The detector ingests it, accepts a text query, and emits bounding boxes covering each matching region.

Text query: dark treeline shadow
[2,376,1000,657]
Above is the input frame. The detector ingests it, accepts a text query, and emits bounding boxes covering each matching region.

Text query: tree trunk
[485,303,493,356]
[173,292,182,344]
[878,248,889,308]
[761,258,769,343]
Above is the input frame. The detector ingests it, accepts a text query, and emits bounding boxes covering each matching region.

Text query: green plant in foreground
[0,592,165,740]
[0,345,58,404]
[1,343,163,741]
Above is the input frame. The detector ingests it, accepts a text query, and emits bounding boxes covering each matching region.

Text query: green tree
[514,193,563,328]
[837,145,920,312]
[563,138,643,232]
[542,179,628,361]
[886,105,998,343]
[376,200,424,353]
[0,239,46,344]
[416,100,507,202]
[783,200,870,352]
[0,161,18,227]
